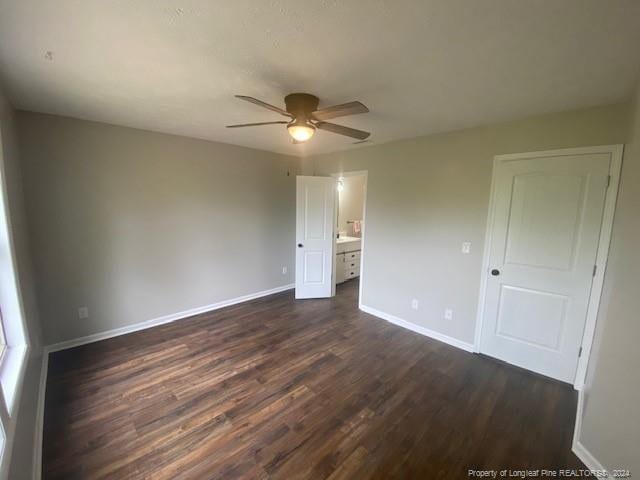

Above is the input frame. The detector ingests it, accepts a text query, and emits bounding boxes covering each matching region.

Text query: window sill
[0,344,28,415]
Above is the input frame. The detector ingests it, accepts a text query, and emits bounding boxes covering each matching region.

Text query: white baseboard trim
[46,284,294,353]
[571,389,608,474]
[32,349,48,480]
[573,441,607,474]
[359,304,475,353]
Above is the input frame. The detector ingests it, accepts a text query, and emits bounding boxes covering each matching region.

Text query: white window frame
[0,133,31,479]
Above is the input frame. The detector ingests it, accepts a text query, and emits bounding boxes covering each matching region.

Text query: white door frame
[473,145,623,389]
[331,170,368,309]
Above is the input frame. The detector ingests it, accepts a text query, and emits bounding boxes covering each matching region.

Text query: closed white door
[295,176,337,299]
[480,151,610,383]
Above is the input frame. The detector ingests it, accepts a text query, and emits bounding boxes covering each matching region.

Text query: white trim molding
[473,144,624,390]
[32,351,48,480]
[572,389,608,475]
[47,284,294,353]
[360,304,475,352]
[573,145,623,389]
[32,283,294,479]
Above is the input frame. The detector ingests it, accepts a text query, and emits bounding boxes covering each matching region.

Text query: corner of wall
[0,85,45,480]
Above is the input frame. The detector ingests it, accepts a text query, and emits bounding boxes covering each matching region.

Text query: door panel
[295,176,336,299]
[480,153,610,383]
[504,174,585,270]
[496,285,569,350]
[303,251,325,284]
[304,182,328,240]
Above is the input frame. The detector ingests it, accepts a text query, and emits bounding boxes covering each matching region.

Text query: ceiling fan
[226,93,370,143]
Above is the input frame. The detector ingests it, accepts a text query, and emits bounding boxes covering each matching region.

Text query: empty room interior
[0,1,639,479]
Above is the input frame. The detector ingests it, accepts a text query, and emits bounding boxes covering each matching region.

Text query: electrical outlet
[282,266,288,275]
[78,306,89,319]
[444,308,453,320]
[411,299,419,310]
[462,242,472,254]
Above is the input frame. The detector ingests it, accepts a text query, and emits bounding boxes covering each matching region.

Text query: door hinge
[607,175,611,188]
[592,265,597,277]
[578,346,583,358]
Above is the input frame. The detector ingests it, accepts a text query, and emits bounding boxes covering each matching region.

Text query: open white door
[295,176,337,299]
[479,150,611,383]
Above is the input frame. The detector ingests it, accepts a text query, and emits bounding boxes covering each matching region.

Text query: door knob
[490,269,500,276]
[297,243,304,248]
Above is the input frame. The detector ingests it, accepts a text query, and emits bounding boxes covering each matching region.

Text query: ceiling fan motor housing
[284,93,319,120]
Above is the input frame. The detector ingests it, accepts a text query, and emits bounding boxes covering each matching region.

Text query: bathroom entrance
[333,171,367,305]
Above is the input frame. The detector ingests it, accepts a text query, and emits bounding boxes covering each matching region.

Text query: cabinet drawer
[345,259,359,270]
[345,251,361,261]
[345,268,360,279]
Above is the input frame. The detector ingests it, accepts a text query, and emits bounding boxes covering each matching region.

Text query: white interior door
[295,176,336,299]
[480,151,610,383]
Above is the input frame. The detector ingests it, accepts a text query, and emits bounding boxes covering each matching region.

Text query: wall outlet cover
[78,306,89,319]
[411,299,419,310]
[444,308,453,320]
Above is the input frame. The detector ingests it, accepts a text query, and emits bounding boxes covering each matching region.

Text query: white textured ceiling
[1,1,640,157]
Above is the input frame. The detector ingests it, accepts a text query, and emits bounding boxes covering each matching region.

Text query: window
[0,181,29,415]
[0,135,31,477]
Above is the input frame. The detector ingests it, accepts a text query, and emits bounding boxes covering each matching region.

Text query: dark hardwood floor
[43,280,583,479]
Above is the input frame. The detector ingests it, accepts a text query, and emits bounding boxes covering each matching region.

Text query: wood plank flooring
[43,280,584,479]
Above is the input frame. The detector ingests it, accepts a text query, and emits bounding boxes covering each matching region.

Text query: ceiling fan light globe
[288,123,315,142]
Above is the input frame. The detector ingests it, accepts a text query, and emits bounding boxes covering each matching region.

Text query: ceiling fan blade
[315,122,370,140]
[311,101,369,121]
[235,95,292,117]
[226,121,289,128]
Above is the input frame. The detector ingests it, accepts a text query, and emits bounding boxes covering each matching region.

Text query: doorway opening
[333,171,368,306]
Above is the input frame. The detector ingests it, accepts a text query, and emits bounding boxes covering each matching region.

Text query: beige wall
[17,112,300,346]
[579,90,640,471]
[306,103,630,345]
[0,85,43,479]
[338,175,365,237]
